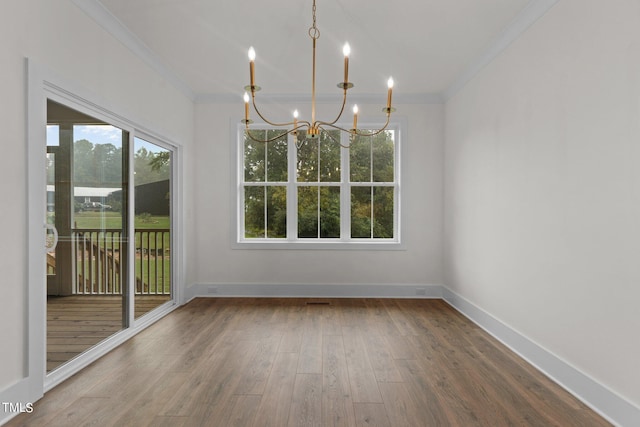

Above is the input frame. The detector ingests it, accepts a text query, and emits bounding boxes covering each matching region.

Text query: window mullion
[341,132,350,241]
[316,138,320,238]
[287,133,297,241]
[264,135,268,237]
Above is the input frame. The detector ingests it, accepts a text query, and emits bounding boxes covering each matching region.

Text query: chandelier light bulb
[343,43,351,57]
[352,104,358,114]
[293,109,299,119]
[243,92,250,103]
[387,77,394,89]
[248,47,256,61]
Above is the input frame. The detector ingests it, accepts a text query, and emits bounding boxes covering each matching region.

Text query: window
[237,122,401,247]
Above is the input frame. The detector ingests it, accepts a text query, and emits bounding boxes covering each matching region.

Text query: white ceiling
[81,0,555,101]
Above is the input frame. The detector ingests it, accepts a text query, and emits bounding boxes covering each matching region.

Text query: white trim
[198,92,443,105]
[185,283,443,301]
[71,0,195,101]
[25,57,47,410]
[442,287,640,427]
[443,0,559,101]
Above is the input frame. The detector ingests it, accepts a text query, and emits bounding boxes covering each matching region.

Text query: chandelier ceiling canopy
[242,0,395,147]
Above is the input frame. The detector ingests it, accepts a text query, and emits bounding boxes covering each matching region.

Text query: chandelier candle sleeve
[243,92,250,121]
[248,47,256,88]
[343,43,350,85]
[352,104,358,130]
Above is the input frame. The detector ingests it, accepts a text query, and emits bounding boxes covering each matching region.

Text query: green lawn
[72,212,170,229]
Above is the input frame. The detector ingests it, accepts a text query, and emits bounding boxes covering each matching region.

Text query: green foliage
[73,139,122,187]
[137,212,153,223]
[134,146,170,185]
[242,128,395,240]
[72,139,169,187]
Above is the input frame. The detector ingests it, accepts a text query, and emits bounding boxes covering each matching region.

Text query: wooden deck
[47,295,171,372]
[10,298,611,426]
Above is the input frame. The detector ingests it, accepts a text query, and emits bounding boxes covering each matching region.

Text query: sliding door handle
[45,223,58,252]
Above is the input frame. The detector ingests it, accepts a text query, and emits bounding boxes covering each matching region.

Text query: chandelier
[242,0,395,148]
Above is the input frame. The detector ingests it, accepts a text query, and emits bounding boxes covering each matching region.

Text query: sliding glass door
[44,98,176,373]
[133,137,172,318]
[46,99,129,372]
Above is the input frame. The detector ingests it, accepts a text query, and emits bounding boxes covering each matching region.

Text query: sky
[46,125,167,154]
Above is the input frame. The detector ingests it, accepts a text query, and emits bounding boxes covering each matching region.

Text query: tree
[134,147,170,185]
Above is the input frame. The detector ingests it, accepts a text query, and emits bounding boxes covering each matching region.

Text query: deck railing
[71,228,170,295]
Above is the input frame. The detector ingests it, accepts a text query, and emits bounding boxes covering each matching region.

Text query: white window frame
[233,119,405,250]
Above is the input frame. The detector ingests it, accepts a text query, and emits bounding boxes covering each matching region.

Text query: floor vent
[306,301,331,305]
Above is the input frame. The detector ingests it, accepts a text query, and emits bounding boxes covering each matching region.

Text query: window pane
[244,131,265,182]
[297,138,318,182]
[266,186,286,238]
[320,186,340,238]
[298,186,318,238]
[244,186,265,238]
[267,131,288,182]
[372,131,394,182]
[350,133,371,182]
[319,131,340,182]
[373,187,394,238]
[351,186,371,238]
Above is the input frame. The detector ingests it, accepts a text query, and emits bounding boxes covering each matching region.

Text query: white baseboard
[185,283,443,301]
[442,287,640,427]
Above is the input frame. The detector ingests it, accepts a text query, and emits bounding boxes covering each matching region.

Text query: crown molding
[443,0,559,101]
[71,0,196,101]
[195,92,443,105]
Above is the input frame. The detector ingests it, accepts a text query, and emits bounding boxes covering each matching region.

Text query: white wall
[190,101,443,290]
[0,0,193,392]
[445,0,640,411]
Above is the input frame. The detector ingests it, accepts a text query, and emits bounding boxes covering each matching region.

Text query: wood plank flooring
[47,295,171,371]
[10,298,611,426]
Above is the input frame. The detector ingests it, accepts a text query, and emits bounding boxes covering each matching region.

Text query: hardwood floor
[10,298,610,426]
[47,295,171,371]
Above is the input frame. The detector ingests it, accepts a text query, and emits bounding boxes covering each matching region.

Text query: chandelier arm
[315,89,348,128]
[251,95,296,127]
[317,125,352,149]
[245,122,311,143]
[352,113,392,137]
[318,122,352,134]
[318,108,391,137]
[245,128,291,143]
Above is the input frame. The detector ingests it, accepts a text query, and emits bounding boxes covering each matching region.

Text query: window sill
[232,239,406,251]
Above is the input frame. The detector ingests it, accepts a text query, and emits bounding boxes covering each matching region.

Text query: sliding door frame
[26,59,183,400]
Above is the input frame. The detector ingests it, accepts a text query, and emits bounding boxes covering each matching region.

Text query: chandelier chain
[309,0,320,39]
